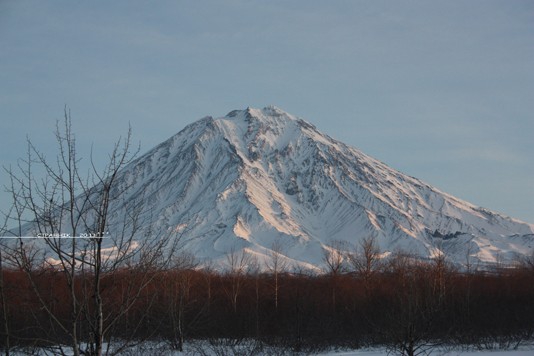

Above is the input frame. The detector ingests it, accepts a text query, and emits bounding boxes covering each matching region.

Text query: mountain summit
[66,107,534,269]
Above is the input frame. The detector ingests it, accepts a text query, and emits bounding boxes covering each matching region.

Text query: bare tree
[1,109,179,355]
[322,240,347,313]
[246,255,261,338]
[265,240,287,312]
[346,236,381,294]
[323,241,345,276]
[223,247,253,314]
[165,253,197,352]
[2,111,95,355]
[379,251,449,356]
[200,260,215,314]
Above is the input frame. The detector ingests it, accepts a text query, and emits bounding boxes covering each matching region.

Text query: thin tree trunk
[94,238,103,356]
[0,250,10,356]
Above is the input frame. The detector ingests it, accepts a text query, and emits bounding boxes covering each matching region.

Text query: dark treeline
[1,252,534,355]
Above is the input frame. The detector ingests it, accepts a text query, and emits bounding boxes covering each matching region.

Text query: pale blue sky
[1,0,533,223]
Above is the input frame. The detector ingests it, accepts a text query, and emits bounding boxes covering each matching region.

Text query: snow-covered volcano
[30,106,533,270]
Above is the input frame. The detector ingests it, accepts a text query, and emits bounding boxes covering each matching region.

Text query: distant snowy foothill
[25,106,534,270]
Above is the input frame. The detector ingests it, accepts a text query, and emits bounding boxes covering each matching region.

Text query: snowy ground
[317,350,534,356]
[9,342,534,355]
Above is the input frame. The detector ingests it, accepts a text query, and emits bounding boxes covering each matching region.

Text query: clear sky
[1,0,533,223]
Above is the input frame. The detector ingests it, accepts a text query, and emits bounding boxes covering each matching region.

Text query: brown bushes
[1,257,534,353]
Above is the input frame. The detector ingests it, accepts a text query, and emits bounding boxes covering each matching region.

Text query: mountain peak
[148,108,534,268]
[225,106,297,121]
[24,107,534,270]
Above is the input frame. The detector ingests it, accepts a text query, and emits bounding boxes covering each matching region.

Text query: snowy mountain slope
[24,106,534,270]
